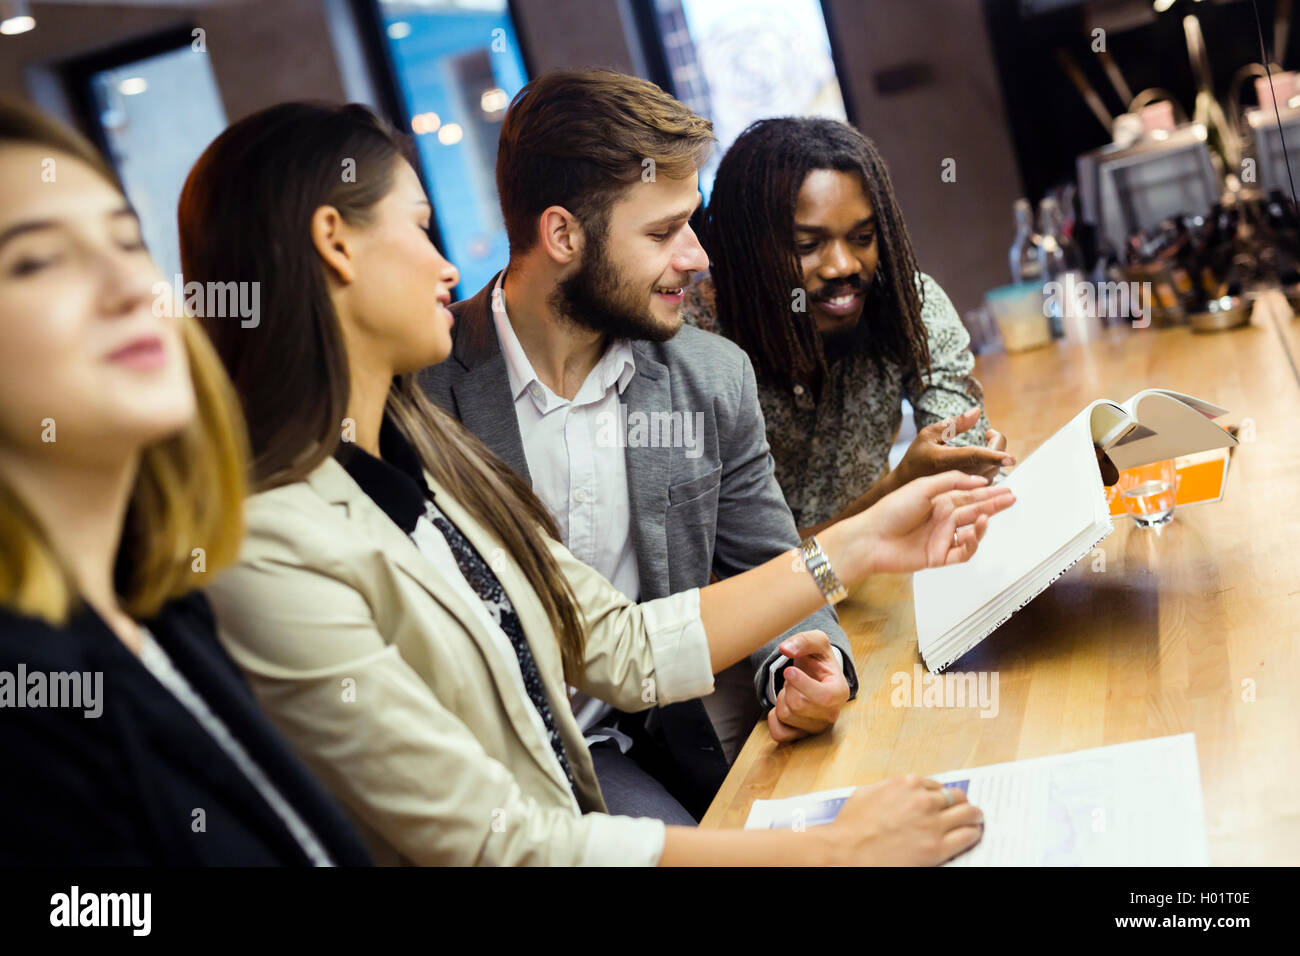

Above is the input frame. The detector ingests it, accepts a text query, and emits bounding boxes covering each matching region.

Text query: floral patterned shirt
[680,272,989,529]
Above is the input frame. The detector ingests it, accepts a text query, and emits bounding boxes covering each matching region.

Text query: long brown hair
[0,97,247,624]
[177,102,586,676]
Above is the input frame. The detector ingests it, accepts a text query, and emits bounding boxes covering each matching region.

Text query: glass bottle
[1009,198,1043,284]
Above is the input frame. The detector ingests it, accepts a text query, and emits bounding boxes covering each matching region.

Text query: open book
[913,389,1238,673]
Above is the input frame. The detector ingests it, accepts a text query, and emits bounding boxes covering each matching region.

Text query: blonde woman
[0,101,370,865]
[184,102,1014,866]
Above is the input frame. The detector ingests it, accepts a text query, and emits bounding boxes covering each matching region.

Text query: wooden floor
[700,311,1300,865]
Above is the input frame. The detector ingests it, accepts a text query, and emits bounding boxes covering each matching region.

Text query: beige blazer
[204,456,713,865]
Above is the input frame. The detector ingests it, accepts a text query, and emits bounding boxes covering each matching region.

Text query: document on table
[742,733,1209,866]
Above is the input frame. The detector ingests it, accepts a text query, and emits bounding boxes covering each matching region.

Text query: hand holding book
[895,406,1015,484]
[1095,444,1119,485]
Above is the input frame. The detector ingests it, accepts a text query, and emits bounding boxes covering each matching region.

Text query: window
[68,29,227,283]
[640,0,850,198]
[374,0,529,295]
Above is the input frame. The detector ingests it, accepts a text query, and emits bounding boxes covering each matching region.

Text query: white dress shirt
[491,276,642,746]
[491,278,640,601]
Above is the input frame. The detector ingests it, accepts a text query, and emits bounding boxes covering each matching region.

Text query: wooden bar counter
[700,316,1300,865]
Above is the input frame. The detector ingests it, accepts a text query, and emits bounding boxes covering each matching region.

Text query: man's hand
[767,630,851,743]
[894,407,1014,486]
[985,421,1008,457]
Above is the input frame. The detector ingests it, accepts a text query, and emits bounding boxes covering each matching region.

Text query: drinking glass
[1119,459,1178,528]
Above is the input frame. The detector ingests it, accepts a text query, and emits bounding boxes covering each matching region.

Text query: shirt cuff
[640,587,714,705]
[766,645,845,706]
[581,813,667,866]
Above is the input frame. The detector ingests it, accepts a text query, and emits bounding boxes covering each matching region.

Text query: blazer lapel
[421,472,584,800]
[453,355,530,480]
[622,345,673,596]
[87,606,310,864]
[449,273,530,480]
[305,460,485,644]
[307,458,574,800]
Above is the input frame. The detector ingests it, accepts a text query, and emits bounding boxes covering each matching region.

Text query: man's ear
[310,205,356,285]
[536,205,583,266]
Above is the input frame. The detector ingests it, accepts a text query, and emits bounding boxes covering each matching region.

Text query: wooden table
[701,319,1300,865]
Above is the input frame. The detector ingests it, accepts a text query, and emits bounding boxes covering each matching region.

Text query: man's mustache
[813,275,866,301]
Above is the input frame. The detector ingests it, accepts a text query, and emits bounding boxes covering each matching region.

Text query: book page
[1108,391,1237,471]
[1125,388,1228,420]
[1089,400,1131,446]
[742,734,1209,866]
[913,408,1101,649]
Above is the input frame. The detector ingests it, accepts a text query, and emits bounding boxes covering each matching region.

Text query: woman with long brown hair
[186,101,1014,866]
[0,100,370,865]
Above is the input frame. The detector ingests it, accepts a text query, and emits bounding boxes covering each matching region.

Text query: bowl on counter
[1188,295,1250,332]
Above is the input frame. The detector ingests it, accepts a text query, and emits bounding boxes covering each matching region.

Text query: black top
[334,416,430,533]
[0,591,372,866]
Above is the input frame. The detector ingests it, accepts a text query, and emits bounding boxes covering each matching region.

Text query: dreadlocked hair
[703,117,931,396]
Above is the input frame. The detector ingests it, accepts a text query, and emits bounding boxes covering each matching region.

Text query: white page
[913,408,1100,646]
[1108,391,1238,471]
[1125,388,1228,420]
[742,733,1209,866]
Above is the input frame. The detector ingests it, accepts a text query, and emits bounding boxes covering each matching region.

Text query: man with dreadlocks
[683,118,1014,535]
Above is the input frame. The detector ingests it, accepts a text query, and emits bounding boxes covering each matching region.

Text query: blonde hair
[0,99,250,623]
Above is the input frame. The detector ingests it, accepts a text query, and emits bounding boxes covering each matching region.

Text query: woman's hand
[842,470,1016,578]
[822,775,984,866]
[699,476,1011,677]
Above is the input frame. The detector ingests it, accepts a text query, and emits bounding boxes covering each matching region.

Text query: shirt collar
[335,417,430,534]
[490,272,637,411]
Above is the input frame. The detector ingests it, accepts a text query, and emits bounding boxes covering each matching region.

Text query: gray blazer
[420,274,857,812]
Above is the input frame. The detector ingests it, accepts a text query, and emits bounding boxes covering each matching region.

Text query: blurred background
[5,0,1300,333]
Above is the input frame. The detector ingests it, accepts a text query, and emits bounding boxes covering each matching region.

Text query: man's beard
[548,233,678,343]
[814,272,875,361]
[819,312,873,360]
